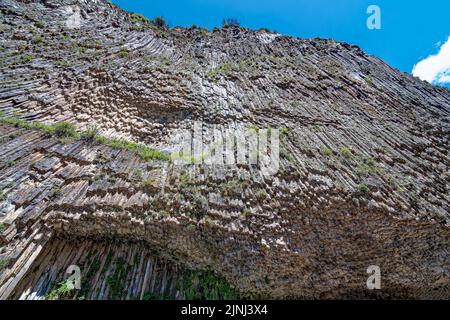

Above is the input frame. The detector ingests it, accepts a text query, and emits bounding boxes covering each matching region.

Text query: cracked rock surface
[0,0,449,299]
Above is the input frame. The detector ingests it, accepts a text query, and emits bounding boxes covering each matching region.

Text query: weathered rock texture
[0,0,449,299]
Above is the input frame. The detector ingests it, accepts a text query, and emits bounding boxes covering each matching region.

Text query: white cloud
[438,74,450,83]
[412,36,450,85]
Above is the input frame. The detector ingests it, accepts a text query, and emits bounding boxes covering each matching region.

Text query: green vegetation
[46,280,74,300]
[118,48,129,58]
[53,122,77,138]
[280,127,290,135]
[1,116,76,138]
[17,44,29,52]
[107,257,126,300]
[141,177,153,188]
[0,223,6,232]
[290,101,300,108]
[322,147,333,156]
[357,183,370,194]
[242,209,253,219]
[182,270,239,300]
[248,124,259,133]
[190,24,209,35]
[34,21,44,29]
[102,251,114,275]
[6,160,15,167]
[387,176,400,191]
[0,114,169,162]
[143,292,171,300]
[52,185,62,196]
[142,66,154,73]
[132,168,143,181]
[236,57,258,73]
[55,59,69,68]
[254,189,267,202]
[32,35,44,44]
[130,13,151,25]
[179,173,191,186]
[79,39,102,50]
[207,62,232,78]
[22,55,33,63]
[339,146,353,158]
[81,125,98,141]
[0,258,10,272]
[129,13,166,31]
[220,178,248,193]
[357,156,377,174]
[1,114,43,131]
[365,74,374,86]
[153,16,167,28]
[280,148,294,162]
[95,136,170,161]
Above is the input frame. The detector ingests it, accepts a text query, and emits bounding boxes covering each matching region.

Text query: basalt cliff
[0,0,449,300]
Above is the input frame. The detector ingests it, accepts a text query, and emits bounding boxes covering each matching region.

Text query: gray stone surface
[0,0,449,299]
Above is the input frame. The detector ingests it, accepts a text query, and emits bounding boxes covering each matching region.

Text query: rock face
[0,0,449,299]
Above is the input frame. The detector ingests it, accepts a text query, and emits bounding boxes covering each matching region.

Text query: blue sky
[112,0,450,86]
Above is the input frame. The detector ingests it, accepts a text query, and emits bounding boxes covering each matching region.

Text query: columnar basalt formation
[0,0,449,299]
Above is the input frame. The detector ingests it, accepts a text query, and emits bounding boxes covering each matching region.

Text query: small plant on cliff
[53,122,77,138]
[357,183,370,194]
[107,257,126,300]
[222,18,240,28]
[365,74,374,86]
[339,146,352,158]
[0,258,10,272]
[6,160,15,167]
[22,54,33,63]
[190,24,209,35]
[32,35,44,44]
[34,21,44,28]
[0,222,6,232]
[248,124,259,133]
[280,127,290,135]
[0,116,169,162]
[118,48,129,58]
[81,125,98,141]
[322,147,333,156]
[207,62,232,78]
[153,16,167,28]
[357,156,377,175]
[254,188,266,199]
[132,168,143,181]
[46,280,73,300]
[130,13,150,25]
[94,136,170,161]
[182,270,239,300]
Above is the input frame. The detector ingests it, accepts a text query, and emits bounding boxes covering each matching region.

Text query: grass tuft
[339,146,353,158]
[0,115,169,162]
